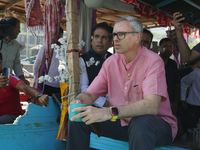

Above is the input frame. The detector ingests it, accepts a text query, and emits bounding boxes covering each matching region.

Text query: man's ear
[136,33,142,44]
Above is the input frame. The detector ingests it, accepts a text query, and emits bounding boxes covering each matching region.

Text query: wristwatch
[110,106,119,122]
[37,93,43,100]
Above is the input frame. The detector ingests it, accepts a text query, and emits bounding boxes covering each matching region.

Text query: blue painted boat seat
[90,132,190,150]
[0,97,67,150]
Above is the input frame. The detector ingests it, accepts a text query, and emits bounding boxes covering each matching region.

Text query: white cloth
[33,46,60,88]
[79,57,108,107]
[78,0,93,53]
[180,68,200,106]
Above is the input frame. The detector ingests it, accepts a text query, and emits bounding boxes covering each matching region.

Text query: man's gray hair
[114,16,143,35]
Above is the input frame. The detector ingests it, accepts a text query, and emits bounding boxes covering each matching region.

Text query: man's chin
[115,49,122,54]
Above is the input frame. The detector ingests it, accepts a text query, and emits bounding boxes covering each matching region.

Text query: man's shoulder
[104,53,119,64]
[168,58,177,65]
[194,67,200,74]
[81,50,91,59]
[10,74,21,81]
[141,47,162,62]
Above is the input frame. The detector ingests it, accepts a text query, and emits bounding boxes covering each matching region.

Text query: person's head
[91,22,113,57]
[112,16,143,55]
[4,16,20,40]
[0,53,2,73]
[188,58,200,69]
[159,38,173,58]
[141,28,153,49]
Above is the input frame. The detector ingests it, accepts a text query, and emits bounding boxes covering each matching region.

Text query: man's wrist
[37,93,43,100]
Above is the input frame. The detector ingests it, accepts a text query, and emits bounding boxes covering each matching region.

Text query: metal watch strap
[37,93,43,100]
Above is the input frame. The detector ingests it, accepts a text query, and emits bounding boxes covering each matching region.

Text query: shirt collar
[3,39,14,44]
[91,48,108,59]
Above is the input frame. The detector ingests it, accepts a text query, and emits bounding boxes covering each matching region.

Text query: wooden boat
[0,96,190,150]
[1,0,200,150]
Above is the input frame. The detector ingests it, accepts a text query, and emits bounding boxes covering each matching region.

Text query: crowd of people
[1,12,200,149]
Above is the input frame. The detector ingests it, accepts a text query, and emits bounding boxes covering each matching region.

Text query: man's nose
[98,37,103,42]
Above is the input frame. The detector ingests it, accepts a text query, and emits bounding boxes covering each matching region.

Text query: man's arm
[173,12,200,62]
[71,93,161,125]
[18,75,30,85]
[180,71,194,101]
[79,57,107,107]
[15,81,49,106]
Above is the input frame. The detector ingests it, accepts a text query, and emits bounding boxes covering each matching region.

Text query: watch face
[112,107,118,116]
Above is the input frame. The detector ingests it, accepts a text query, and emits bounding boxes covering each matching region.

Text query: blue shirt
[181,68,200,106]
[193,42,200,53]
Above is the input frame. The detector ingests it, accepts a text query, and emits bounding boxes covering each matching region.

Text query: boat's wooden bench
[1,95,189,150]
[0,97,66,150]
[89,131,190,150]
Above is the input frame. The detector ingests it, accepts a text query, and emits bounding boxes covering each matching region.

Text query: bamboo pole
[66,0,80,102]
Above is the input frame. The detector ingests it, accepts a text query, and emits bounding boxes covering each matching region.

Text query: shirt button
[126,101,128,104]
[125,87,127,89]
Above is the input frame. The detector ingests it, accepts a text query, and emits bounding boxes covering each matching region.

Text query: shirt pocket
[132,82,143,101]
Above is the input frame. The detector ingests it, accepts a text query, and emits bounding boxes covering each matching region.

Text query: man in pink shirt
[67,17,177,150]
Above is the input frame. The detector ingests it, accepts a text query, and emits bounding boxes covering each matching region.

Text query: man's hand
[180,100,186,110]
[0,74,9,88]
[70,104,111,125]
[173,12,184,31]
[38,94,49,107]
[170,102,178,114]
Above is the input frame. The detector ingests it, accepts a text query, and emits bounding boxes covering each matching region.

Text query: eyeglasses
[110,32,139,40]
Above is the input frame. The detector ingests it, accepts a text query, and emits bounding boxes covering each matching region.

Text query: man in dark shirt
[79,22,113,107]
[159,38,180,114]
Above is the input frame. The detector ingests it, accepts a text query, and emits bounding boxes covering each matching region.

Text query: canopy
[1,0,200,29]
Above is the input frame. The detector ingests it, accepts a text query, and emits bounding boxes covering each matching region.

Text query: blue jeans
[66,115,172,150]
[0,114,17,124]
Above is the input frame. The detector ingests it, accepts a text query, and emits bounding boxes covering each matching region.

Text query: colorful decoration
[182,24,191,35]
[25,0,44,33]
[194,29,200,39]
[44,0,61,66]
[56,83,69,140]
[134,2,157,19]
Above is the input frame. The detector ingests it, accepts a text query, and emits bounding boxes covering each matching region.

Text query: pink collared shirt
[87,46,178,140]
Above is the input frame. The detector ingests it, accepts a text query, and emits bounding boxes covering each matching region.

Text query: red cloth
[182,24,191,35]
[20,93,30,102]
[25,0,44,27]
[44,0,61,63]
[0,74,22,116]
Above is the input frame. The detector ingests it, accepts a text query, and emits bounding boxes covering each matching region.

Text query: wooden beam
[66,0,80,102]
[5,0,23,10]
[0,2,25,11]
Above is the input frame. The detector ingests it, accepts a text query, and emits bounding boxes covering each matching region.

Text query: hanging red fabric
[25,0,44,33]
[44,0,61,65]
[182,24,191,35]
